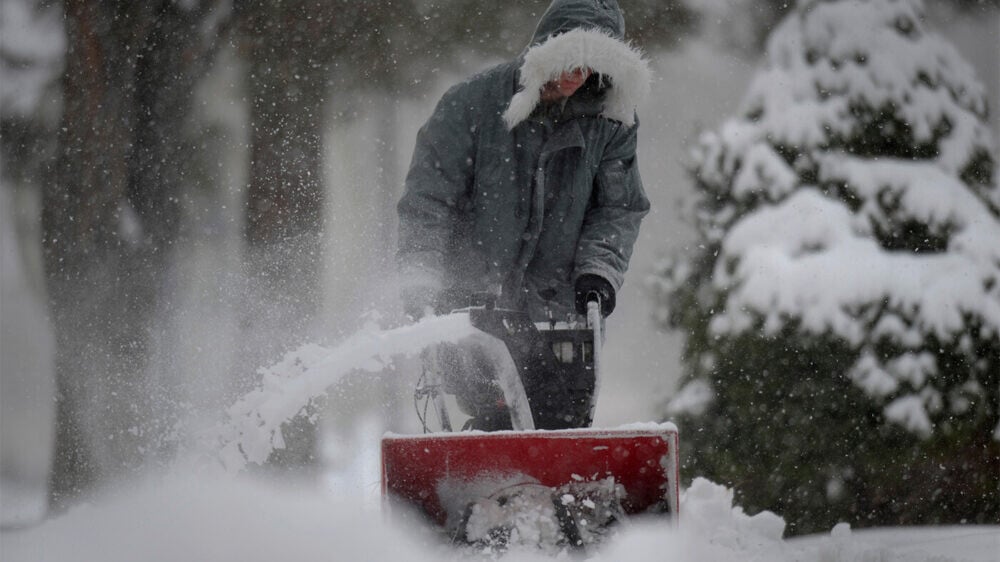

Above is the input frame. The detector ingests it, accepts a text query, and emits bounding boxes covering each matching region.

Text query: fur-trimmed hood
[503,0,651,129]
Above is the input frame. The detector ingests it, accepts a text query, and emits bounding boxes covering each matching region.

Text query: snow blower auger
[381,293,679,550]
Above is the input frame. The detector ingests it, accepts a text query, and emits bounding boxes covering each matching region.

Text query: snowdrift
[2,474,995,562]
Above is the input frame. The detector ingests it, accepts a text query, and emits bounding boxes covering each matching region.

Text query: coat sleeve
[573,118,650,291]
[396,83,478,294]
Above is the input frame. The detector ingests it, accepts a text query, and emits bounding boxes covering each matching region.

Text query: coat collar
[543,120,586,154]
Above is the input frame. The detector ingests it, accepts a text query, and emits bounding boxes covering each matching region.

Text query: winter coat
[397,0,651,321]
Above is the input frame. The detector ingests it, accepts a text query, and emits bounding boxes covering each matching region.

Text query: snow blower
[381,294,679,548]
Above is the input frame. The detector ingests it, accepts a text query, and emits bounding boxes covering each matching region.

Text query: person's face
[541,67,592,101]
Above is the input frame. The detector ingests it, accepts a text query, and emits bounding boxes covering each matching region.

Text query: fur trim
[504,28,651,129]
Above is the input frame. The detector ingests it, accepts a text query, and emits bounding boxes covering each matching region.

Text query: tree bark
[43,0,229,508]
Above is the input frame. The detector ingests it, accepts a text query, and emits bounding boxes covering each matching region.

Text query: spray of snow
[207,313,478,471]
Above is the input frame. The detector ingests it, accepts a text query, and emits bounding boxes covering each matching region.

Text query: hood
[530,0,625,44]
[503,0,650,129]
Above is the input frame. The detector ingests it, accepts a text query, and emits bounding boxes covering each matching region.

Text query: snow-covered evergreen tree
[653,0,999,533]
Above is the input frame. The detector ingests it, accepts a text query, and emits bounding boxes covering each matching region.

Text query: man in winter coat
[397,0,650,429]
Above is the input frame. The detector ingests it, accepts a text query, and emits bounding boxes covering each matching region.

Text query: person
[397,0,650,429]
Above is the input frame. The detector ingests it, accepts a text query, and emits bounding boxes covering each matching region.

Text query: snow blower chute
[381,295,679,546]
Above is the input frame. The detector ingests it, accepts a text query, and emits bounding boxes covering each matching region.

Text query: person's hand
[402,285,438,321]
[574,274,615,316]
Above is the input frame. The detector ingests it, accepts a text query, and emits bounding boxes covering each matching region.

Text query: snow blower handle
[586,293,603,390]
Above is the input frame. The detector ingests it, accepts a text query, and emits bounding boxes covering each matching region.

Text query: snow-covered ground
[2,473,996,562]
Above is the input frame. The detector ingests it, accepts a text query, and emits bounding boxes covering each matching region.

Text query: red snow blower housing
[381,296,679,548]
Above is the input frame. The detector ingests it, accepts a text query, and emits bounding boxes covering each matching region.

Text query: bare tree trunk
[43,0,229,509]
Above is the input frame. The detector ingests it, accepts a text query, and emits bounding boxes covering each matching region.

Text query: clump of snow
[664,378,714,417]
[437,473,542,534]
[456,477,625,552]
[674,478,787,557]
[462,482,565,551]
[882,391,938,438]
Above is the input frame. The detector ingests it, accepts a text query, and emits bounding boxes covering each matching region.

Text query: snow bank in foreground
[607,478,997,562]
[2,473,995,562]
[0,471,433,562]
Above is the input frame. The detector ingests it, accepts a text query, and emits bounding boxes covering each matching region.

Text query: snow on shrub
[652,0,999,533]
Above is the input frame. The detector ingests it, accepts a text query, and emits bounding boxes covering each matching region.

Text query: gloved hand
[574,274,615,316]
[402,285,438,321]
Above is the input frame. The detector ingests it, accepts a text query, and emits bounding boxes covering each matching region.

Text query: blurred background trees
[42,0,233,507]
